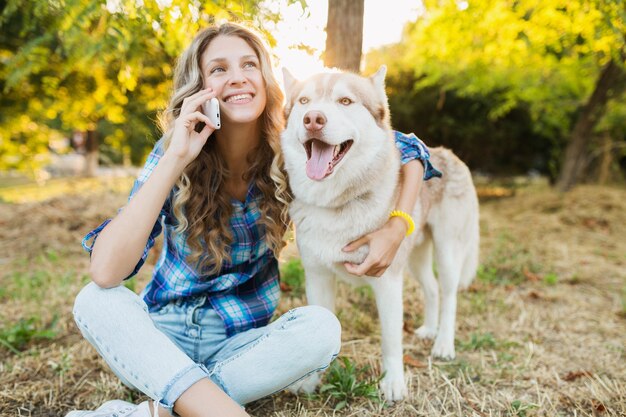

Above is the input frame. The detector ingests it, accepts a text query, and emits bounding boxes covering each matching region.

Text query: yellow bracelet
[389,210,415,236]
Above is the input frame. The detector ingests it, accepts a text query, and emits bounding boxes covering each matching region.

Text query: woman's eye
[299,97,309,104]
[210,67,225,74]
[243,61,258,69]
[339,97,353,105]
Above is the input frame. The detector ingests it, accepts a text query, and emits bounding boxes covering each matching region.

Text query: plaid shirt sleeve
[81,139,170,280]
[394,131,443,180]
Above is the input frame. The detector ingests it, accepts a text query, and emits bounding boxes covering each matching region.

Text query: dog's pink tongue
[306,140,334,180]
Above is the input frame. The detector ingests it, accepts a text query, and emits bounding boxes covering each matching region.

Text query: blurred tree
[557,53,626,191]
[366,0,625,185]
[324,0,364,72]
[0,0,298,176]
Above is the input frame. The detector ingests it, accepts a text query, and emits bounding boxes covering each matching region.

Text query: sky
[270,0,422,79]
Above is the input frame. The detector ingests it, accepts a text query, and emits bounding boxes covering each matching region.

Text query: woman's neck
[214,121,261,180]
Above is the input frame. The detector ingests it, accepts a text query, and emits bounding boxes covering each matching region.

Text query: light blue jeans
[73,282,341,414]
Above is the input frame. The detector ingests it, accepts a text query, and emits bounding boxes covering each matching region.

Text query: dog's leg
[408,237,438,340]
[287,261,336,395]
[302,262,336,312]
[371,274,407,401]
[431,240,462,360]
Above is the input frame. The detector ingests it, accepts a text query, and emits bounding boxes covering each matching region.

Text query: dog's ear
[282,67,298,95]
[370,65,387,94]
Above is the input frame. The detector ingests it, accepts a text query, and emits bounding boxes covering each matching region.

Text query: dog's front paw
[379,372,407,402]
[287,372,322,395]
[431,337,456,360]
[415,325,437,340]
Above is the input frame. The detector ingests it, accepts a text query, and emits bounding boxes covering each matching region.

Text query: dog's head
[281,66,394,205]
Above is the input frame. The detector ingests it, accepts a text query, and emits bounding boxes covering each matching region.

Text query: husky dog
[280,66,479,401]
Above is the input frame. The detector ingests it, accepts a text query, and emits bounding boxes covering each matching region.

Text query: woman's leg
[72,282,240,416]
[205,305,342,405]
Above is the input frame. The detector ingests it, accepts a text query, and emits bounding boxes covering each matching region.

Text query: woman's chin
[222,112,263,126]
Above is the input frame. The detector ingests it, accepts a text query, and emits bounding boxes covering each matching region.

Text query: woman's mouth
[224,93,254,103]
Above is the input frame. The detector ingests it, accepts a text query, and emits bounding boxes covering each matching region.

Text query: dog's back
[421,147,479,289]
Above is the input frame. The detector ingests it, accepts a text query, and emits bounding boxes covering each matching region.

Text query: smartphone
[202,97,221,129]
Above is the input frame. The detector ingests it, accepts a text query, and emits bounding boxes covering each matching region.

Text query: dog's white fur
[281,66,480,401]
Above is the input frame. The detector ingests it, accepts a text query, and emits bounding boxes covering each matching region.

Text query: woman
[68,22,440,417]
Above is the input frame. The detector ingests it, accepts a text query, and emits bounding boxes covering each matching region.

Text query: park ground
[0,178,625,416]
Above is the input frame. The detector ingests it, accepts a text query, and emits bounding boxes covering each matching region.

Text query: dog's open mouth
[304,139,353,181]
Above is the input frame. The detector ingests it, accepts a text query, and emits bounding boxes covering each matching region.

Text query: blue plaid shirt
[82,131,441,337]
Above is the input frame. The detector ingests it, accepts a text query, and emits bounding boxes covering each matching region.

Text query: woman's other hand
[342,160,425,277]
[342,216,407,277]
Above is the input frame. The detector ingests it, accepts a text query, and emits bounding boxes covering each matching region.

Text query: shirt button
[188,328,198,338]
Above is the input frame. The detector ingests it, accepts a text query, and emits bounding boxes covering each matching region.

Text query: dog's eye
[299,97,309,104]
[339,97,353,106]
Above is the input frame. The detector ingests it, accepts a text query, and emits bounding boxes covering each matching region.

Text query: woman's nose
[228,67,247,85]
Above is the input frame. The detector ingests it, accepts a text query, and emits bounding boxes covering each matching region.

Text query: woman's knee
[73,281,142,324]
[293,305,342,362]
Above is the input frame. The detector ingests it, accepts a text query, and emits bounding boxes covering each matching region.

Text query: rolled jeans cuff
[159,363,211,413]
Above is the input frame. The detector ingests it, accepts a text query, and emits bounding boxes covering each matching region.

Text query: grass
[543,272,558,286]
[458,332,520,352]
[279,258,306,297]
[319,357,383,410]
[510,399,538,417]
[476,232,543,286]
[458,332,498,351]
[1,181,626,416]
[0,316,59,354]
[0,176,134,203]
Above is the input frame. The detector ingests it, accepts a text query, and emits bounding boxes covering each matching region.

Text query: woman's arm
[343,160,424,277]
[89,153,187,288]
[89,88,217,288]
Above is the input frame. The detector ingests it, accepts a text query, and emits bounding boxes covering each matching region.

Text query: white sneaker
[65,400,151,417]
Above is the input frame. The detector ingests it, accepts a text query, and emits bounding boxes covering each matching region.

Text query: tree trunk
[597,133,612,185]
[324,0,364,72]
[556,59,626,191]
[84,130,99,177]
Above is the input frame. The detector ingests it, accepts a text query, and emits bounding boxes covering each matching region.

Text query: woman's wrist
[161,150,190,172]
[387,216,409,238]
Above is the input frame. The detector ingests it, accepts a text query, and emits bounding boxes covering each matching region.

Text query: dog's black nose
[303,111,326,131]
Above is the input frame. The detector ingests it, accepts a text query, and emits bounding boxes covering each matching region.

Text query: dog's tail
[458,206,480,290]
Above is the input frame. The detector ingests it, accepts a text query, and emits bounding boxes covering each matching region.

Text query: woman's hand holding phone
[167,88,218,167]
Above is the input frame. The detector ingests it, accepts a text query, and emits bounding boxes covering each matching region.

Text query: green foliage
[459,332,497,351]
[366,0,626,178]
[0,315,59,354]
[0,0,302,173]
[385,79,556,175]
[320,357,383,410]
[459,332,520,352]
[123,279,136,292]
[8,270,49,300]
[279,258,305,297]
[543,272,558,286]
[44,249,59,263]
[510,399,538,417]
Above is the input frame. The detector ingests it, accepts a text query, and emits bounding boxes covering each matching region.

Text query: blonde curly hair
[158,22,291,275]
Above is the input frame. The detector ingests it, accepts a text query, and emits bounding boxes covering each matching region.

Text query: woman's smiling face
[201,35,267,127]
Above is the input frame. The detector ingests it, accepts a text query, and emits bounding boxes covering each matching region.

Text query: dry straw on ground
[0,182,624,416]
